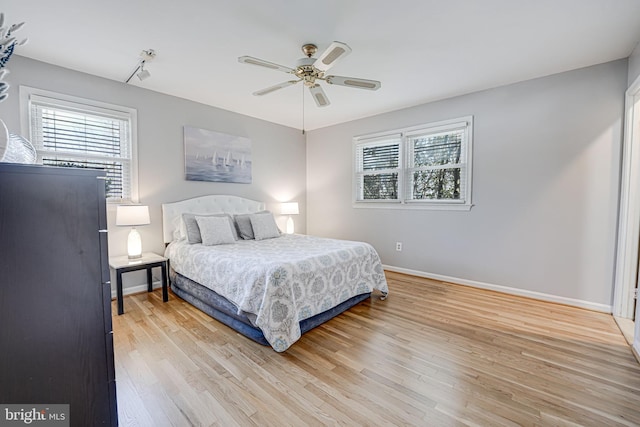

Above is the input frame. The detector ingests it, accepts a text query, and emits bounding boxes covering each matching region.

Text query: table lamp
[116,205,150,259]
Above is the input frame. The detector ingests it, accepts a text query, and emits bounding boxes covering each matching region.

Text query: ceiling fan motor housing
[294,57,323,86]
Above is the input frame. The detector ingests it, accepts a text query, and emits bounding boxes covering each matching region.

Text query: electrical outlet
[396,242,402,251]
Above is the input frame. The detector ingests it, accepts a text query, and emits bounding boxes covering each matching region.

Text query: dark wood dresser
[0,163,117,426]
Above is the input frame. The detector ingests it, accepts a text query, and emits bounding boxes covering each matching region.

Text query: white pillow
[249,212,281,241]
[195,215,236,246]
[171,215,186,241]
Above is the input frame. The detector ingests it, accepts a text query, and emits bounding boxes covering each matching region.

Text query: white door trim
[614,74,640,318]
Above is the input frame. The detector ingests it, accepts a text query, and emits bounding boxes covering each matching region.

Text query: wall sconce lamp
[116,205,150,259]
[280,202,299,234]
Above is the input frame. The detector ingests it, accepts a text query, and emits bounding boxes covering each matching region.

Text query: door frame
[614,74,640,319]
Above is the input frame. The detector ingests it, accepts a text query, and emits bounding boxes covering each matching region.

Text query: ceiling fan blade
[313,41,352,72]
[325,75,381,91]
[308,84,330,107]
[252,80,300,96]
[238,56,295,74]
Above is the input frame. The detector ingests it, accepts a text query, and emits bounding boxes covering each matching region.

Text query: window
[355,135,401,200]
[354,116,472,210]
[20,87,138,202]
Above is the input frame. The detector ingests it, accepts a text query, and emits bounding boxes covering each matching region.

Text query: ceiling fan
[238,41,381,107]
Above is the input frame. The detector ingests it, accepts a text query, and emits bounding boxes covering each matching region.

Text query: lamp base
[127,227,143,259]
[286,216,295,234]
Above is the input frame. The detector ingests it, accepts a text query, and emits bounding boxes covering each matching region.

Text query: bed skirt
[169,269,371,347]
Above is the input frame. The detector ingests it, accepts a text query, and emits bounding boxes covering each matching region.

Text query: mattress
[165,233,388,351]
[170,269,372,346]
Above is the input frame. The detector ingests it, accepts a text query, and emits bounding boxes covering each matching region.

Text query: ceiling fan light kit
[238,41,381,108]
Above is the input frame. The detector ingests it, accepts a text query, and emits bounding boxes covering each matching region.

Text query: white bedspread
[165,234,388,351]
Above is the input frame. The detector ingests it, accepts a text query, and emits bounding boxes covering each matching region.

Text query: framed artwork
[184,126,252,183]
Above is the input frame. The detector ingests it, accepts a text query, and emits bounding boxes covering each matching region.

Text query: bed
[162,195,388,352]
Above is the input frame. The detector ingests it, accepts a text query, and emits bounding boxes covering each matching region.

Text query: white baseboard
[111,280,164,299]
[112,267,612,313]
[382,264,612,313]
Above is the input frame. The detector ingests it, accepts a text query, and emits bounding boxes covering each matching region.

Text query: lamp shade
[116,205,150,226]
[280,202,299,215]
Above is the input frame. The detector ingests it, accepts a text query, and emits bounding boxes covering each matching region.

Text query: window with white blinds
[21,87,138,202]
[354,116,473,210]
[355,135,401,200]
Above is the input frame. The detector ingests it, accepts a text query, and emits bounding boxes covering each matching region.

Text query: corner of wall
[628,40,640,87]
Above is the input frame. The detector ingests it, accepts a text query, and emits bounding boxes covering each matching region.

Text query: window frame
[20,86,139,203]
[353,116,473,210]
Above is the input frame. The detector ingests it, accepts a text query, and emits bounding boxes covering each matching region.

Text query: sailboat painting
[184,126,252,183]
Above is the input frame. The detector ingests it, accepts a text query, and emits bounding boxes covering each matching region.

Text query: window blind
[29,95,133,201]
[411,129,463,167]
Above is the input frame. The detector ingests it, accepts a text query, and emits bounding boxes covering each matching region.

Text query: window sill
[352,201,473,211]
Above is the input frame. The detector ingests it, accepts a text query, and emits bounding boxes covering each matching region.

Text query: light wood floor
[113,271,640,426]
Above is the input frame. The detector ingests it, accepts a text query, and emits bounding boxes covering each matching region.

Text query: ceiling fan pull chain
[302,83,305,135]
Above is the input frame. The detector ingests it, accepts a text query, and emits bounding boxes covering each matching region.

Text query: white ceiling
[4,0,640,130]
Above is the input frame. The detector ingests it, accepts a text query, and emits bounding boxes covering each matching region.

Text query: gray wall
[0,55,629,307]
[306,60,627,308]
[0,56,306,292]
[628,41,640,87]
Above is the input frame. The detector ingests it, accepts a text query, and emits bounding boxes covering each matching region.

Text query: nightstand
[109,252,169,315]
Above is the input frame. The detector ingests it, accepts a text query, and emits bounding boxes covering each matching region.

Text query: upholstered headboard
[161,195,265,243]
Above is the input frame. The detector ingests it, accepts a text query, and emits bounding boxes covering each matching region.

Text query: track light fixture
[125,49,156,84]
[137,65,150,81]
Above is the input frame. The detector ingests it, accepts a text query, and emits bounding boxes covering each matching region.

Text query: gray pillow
[250,212,281,241]
[234,210,269,240]
[195,216,236,246]
[182,213,239,244]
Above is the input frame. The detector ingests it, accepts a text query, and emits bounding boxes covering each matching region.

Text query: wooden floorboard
[113,271,640,426]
